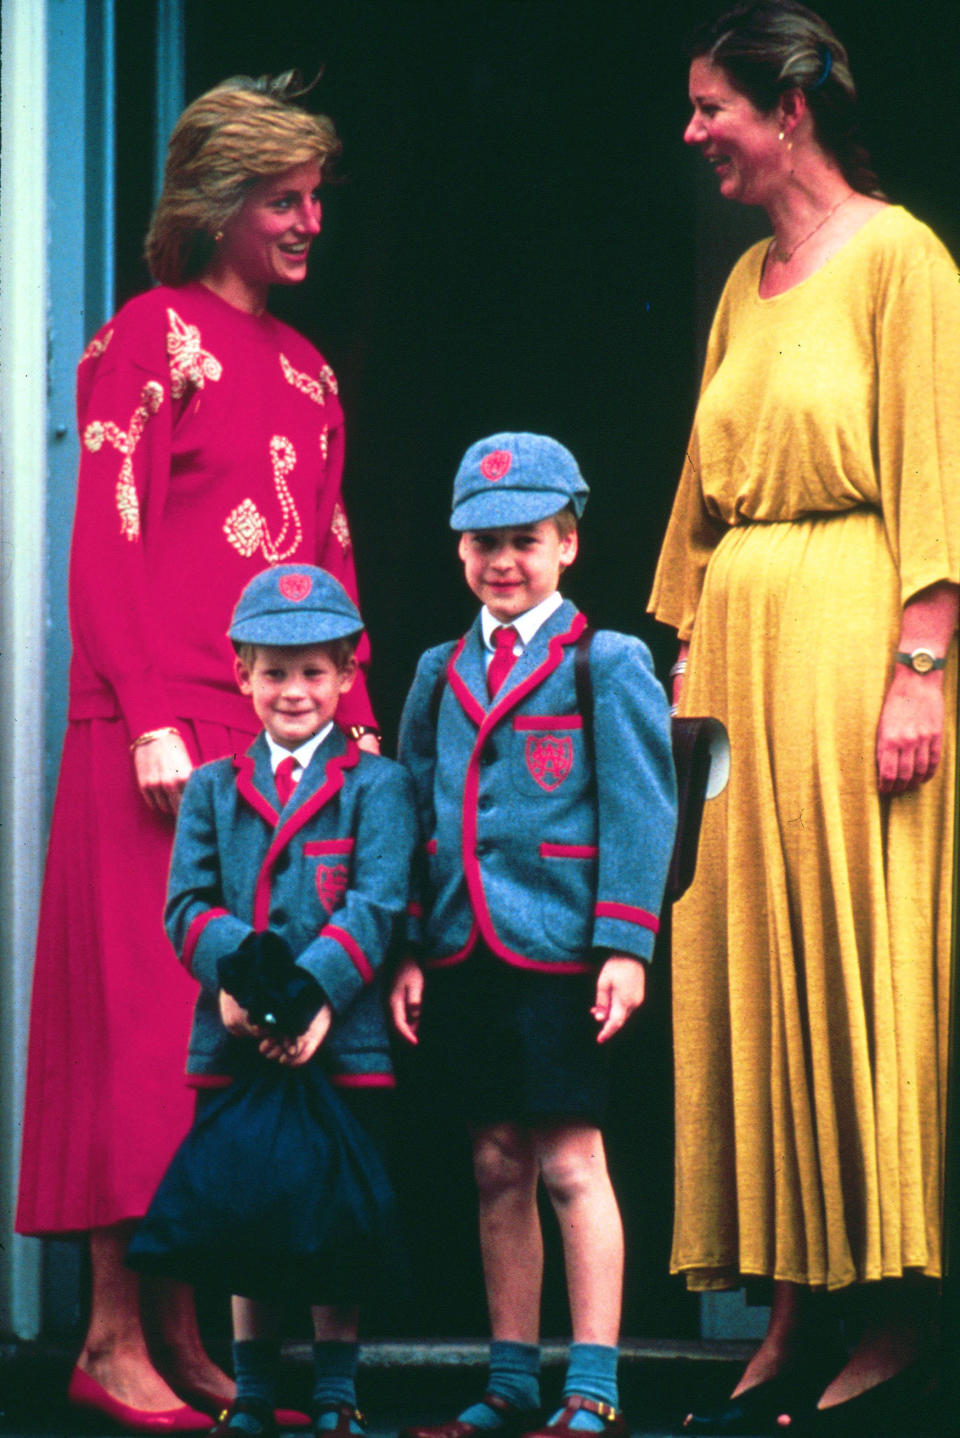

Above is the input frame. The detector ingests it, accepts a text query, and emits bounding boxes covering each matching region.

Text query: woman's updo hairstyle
[690,1,881,195]
[146,71,342,287]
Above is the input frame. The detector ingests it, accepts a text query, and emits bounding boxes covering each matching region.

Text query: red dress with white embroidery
[17,281,375,1234]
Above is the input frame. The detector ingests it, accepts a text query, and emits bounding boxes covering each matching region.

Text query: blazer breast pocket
[303,838,355,919]
[509,714,584,798]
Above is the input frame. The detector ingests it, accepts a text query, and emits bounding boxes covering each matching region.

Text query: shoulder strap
[574,626,595,760]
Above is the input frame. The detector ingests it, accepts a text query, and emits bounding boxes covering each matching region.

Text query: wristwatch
[346,724,382,742]
[896,647,946,674]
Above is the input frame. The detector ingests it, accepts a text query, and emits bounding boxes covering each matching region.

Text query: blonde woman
[17,73,378,1431]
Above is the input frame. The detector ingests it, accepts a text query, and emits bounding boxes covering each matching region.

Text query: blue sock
[458,1341,541,1427]
[231,1339,279,1433]
[312,1340,364,1434]
[552,1343,619,1432]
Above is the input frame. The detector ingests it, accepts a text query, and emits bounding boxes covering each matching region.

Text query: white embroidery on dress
[330,501,351,552]
[166,308,223,398]
[280,352,339,405]
[223,435,303,563]
[81,329,114,363]
[83,381,165,541]
[319,426,329,460]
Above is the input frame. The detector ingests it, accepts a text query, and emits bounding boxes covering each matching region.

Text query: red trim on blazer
[423,921,480,969]
[331,1072,396,1088]
[450,612,594,974]
[446,635,485,726]
[424,838,438,854]
[540,843,599,859]
[234,752,280,825]
[182,907,230,972]
[513,714,583,730]
[323,923,375,984]
[186,1073,234,1088]
[407,900,423,918]
[594,899,660,934]
[249,741,361,931]
[304,838,355,856]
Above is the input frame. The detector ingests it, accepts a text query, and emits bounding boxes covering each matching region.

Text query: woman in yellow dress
[650,2,960,1431]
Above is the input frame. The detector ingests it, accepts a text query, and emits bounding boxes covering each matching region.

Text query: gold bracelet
[130,725,182,753]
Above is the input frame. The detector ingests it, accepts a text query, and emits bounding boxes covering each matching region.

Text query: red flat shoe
[68,1365,213,1432]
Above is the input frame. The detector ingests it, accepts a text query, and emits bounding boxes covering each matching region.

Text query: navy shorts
[416,942,609,1128]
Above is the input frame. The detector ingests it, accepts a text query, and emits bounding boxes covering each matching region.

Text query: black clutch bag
[668,716,728,901]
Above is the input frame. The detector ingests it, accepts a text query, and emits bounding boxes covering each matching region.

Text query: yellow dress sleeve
[648,290,733,641]
[875,228,960,604]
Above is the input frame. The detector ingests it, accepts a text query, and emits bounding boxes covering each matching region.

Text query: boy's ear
[234,654,254,695]
[457,532,470,562]
[559,530,579,568]
[337,656,358,694]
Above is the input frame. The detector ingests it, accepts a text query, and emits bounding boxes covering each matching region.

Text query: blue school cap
[450,432,590,531]
[229,565,363,647]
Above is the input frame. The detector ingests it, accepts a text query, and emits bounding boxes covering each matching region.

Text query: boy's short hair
[549,502,579,540]
[232,632,360,672]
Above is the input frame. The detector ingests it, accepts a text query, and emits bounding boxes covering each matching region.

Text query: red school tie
[274,755,300,808]
[487,625,520,698]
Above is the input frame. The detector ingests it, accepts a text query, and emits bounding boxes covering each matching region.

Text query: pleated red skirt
[16,714,256,1235]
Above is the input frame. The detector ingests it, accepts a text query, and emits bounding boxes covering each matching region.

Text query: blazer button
[271,909,288,926]
[478,794,492,812]
[475,840,490,856]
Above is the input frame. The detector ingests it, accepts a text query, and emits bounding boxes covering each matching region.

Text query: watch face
[911,650,936,673]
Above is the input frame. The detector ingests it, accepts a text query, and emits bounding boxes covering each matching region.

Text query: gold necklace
[769,190,855,263]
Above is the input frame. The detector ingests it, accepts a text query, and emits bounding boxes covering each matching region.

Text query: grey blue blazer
[398,599,676,972]
[165,726,417,1084]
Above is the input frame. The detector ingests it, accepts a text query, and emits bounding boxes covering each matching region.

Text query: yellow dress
[650,206,960,1291]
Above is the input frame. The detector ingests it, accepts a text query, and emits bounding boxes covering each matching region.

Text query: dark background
[112,0,959,1341]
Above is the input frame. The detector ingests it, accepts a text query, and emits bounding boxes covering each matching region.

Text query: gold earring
[214,230,224,243]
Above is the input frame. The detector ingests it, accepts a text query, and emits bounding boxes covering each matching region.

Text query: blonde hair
[146,72,342,287]
[232,634,360,673]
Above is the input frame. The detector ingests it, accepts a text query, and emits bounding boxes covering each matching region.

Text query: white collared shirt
[265,722,334,784]
[480,590,563,669]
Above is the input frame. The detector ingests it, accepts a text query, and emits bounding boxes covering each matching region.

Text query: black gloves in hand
[218,930,325,1038]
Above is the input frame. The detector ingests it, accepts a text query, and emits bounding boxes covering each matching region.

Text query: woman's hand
[133,729,193,815]
[671,641,691,712]
[356,732,381,755]
[877,581,958,795]
[876,668,944,793]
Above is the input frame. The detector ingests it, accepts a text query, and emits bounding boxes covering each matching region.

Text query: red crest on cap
[480,450,513,481]
[279,573,312,602]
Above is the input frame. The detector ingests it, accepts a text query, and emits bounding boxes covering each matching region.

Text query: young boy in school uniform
[390,434,676,1438]
[164,564,417,1438]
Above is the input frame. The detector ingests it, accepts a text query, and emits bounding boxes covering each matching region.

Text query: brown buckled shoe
[400,1392,539,1438]
[520,1396,627,1438]
[312,1402,366,1438]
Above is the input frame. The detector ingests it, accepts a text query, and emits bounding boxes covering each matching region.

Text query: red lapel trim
[252,741,361,931]
[446,634,485,726]
[459,612,595,972]
[234,751,278,826]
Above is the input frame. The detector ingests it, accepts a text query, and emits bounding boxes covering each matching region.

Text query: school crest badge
[316,862,349,914]
[525,734,574,791]
[279,573,312,602]
[480,450,512,480]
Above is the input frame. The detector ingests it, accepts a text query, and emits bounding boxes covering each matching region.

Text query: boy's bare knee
[471,1125,536,1201]
[538,1127,610,1209]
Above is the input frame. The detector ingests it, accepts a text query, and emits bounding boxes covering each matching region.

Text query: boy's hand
[259,1004,333,1066]
[592,954,646,1044]
[390,959,424,1044]
[219,988,263,1038]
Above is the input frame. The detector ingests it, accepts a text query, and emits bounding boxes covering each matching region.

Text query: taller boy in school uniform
[391,434,676,1438]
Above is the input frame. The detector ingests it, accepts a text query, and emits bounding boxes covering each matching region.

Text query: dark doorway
[112,0,960,1342]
